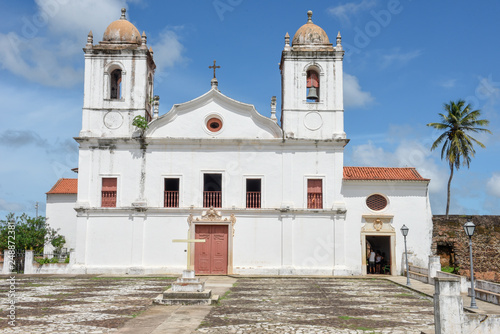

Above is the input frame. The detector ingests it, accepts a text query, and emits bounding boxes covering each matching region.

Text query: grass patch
[441,266,458,273]
[91,276,176,280]
[356,327,375,331]
[24,282,45,287]
[131,310,146,318]
[394,293,413,297]
[198,320,211,328]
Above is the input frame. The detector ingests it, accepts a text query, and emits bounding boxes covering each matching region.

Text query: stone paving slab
[195,278,435,334]
[4,275,500,333]
[0,276,176,333]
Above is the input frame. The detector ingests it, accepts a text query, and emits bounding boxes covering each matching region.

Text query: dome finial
[307,10,313,23]
[120,8,127,20]
[86,30,93,47]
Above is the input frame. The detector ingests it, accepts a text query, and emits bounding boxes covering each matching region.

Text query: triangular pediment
[148,88,282,139]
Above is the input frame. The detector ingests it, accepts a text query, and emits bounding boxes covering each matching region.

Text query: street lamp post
[400,224,411,286]
[464,221,478,309]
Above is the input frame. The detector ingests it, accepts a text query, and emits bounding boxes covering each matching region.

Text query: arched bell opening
[306,69,320,102]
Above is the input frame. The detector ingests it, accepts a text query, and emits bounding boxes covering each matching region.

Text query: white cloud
[350,140,448,194]
[0,198,25,213]
[380,48,422,68]
[438,78,457,89]
[35,0,128,40]
[344,73,374,108]
[0,33,82,87]
[328,0,377,23]
[0,0,153,87]
[487,173,500,198]
[150,28,186,71]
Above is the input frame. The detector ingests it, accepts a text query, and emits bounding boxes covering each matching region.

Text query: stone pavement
[116,276,236,334]
[0,275,177,333]
[2,274,500,333]
[387,275,500,315]
[193,277,435,333]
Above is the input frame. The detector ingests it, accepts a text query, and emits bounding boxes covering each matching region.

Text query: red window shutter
[307,71,319,88]
[102,178,117,207]
[308,179,322,193]
[307,179,323,209]
[102,178,117,191]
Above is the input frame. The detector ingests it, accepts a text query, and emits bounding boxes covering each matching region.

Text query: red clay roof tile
[46,178,78,194]
[343,167,430,181]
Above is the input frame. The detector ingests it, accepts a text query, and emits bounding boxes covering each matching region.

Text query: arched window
[306,70,319,102]
[110,69,122,99]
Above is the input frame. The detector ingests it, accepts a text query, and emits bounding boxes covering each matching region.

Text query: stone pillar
[2,249,12,274]
[24,250,34,274]
[428,255,441,284]
[279,215,295,275]
[434,277,464,334]
[69,250,76,265]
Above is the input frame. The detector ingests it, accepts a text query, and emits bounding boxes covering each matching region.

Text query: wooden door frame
[187,208,235,275]
[360,215,396,276]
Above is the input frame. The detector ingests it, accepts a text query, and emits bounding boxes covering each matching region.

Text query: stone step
[163,288,212,299]
[171,281,205,292]
[153,293,219,306]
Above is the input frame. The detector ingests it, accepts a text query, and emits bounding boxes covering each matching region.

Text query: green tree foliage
[132,115,149,131]
[0,213,66,253]
[427,100,491,218]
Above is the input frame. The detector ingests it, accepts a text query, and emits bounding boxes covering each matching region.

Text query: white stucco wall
[46,194,78,251]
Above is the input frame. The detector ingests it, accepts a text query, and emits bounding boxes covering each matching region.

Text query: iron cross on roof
[209,60,220,79]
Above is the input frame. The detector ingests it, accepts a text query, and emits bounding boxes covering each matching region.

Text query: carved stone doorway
[361,216,396,276]
[187,207,236,275]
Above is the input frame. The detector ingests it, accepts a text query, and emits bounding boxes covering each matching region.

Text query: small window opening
[246,179,261,209]
[366,194,387,211]
[207,118,222,132]
[110,69,122,99]
[101,178,117,207]
[164,178,179,208]
[307,179,323,209]
[306,70,319,102]
[203,174,222,207]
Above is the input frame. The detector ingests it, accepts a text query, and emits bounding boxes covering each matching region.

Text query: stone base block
[153,290,219,306]
[171,281,205,292]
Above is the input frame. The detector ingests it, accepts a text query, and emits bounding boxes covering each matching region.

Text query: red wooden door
[195,225,228,275]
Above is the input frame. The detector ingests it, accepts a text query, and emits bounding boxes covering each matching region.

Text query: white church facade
[46,9,433,276]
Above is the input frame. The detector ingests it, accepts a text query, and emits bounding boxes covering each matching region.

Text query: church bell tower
[280,11,345,140]
[80,8,156,138]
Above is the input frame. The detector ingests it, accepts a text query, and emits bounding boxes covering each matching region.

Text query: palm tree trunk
[446,163,454,219]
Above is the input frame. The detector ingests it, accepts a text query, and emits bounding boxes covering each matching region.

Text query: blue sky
[0,0,499,218]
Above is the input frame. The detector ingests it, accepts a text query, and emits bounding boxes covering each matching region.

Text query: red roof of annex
[343,167,430,181]
[46,178,78,194]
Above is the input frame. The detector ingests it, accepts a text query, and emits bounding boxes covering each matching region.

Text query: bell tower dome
[80,8,156,138]
[280,11,345,140]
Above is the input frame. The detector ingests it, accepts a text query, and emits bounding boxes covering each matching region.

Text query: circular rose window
[366,194,388,211]
[207,118,222,132]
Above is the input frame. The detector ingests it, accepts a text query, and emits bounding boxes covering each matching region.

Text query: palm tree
[427,100,491,218]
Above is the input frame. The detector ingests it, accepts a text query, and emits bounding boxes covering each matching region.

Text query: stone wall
[432,215,500,282]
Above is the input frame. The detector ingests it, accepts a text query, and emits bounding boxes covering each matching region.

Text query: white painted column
[333,217,346,275]
[2,250,12,274]
[75,215,88,265]
[280,214,294,275]
[130,214,145,271]
[434,277,464,334]
[24,250,34,274]
[428,255,441,284]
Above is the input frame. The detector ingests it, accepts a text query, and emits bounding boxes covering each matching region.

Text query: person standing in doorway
[375,250,383,274]
[369,249,376,274]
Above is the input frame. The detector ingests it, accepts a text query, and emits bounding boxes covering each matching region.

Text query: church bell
[307,87,319,101]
